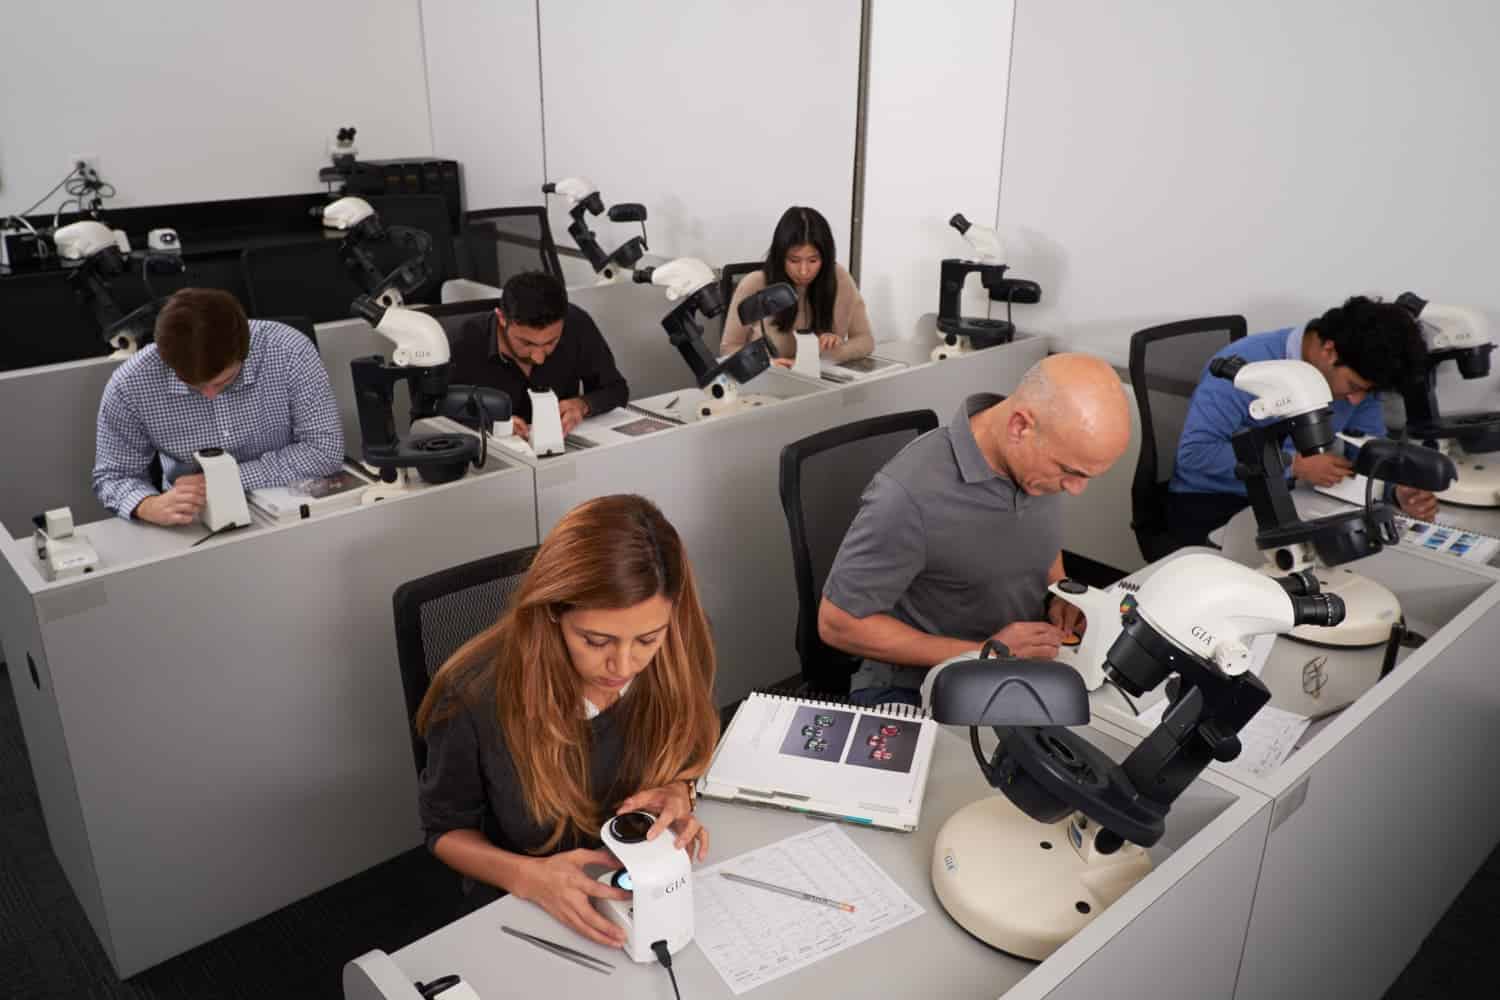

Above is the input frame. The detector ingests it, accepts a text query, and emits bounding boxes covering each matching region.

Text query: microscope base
[1273,565,1400,648]
[931,798,1151,962]
[931,336,976,362]
[1437,460,1500,508]
[688,392,778,422]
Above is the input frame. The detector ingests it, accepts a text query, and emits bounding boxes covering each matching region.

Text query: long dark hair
[416,494,719,853]
[762,206,837,332]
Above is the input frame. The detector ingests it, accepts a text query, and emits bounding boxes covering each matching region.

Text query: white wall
[0,1,432,217]
[860,0,1014,340]
[420,0,545,211]
[998,0,1500,353]
[535,0,861,269]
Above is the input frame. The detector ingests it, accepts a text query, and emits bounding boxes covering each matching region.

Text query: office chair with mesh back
[241,240,367,323]
[1128,315,1248,562]
[779,410,940,693]
[462,207,563,285]
[391,546,537,776]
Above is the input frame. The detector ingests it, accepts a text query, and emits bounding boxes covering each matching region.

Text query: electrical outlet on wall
[67,154,100,176]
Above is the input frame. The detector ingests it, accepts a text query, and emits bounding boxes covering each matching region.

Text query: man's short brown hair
[154,288,251,385]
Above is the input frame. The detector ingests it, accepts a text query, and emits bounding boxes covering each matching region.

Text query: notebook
[697,691,939,832]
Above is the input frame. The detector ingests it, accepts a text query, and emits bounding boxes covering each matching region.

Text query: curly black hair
[1306,296,1427,390]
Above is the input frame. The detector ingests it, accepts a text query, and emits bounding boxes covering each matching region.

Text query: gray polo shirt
[823,393,1064,693]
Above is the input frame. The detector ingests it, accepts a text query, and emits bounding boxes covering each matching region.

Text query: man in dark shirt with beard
[448,270,629,438]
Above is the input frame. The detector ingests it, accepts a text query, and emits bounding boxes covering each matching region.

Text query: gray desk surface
[381,724,1253,1000]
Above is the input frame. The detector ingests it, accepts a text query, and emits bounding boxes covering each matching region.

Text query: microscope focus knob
[1196,721,1242,762]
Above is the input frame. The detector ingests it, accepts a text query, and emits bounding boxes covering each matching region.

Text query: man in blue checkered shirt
[92,288,344,525]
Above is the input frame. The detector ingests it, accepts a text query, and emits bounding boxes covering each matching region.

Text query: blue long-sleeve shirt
[1169,326,1387,497]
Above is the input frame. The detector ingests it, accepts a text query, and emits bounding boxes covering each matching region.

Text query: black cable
[652,941,682,1000]
[12,166,81,219]
[191,522,246,547]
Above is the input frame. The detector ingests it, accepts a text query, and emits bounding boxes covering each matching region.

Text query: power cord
[651,940,683,1000]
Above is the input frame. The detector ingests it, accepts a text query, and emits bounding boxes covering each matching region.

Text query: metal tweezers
[500,924,615,975]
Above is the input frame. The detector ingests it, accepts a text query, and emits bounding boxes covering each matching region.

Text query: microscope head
[948,212,1007,264]
[316,196,381,235]
[54,221,125,262]
[1104,553,1344,696]
[1398,292,1494,379]
[542,177,605,217]
[1210,355,1336,455]
[357,302,451,369]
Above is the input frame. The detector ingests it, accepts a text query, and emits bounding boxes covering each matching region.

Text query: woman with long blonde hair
[416,494,719,947]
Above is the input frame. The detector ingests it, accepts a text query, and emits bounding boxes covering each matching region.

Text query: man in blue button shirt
[92,288,344,525]
[1167,295,1437,547]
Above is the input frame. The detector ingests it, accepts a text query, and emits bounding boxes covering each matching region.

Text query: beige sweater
[720,263,875,364]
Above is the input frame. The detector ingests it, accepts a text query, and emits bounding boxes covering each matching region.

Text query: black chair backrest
[778,409,940,692]
[392,546,538,775]
[719,261,764,314]
[1127,315,1248,561]
[462,207,562,286]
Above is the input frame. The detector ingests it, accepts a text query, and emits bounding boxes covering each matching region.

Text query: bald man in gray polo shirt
[820,354,1131,705]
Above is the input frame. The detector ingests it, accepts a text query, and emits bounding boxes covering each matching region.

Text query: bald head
[982,353,1131,496]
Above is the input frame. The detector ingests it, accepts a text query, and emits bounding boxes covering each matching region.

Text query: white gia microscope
[1395,292,1500,508]
[32,508,99,582]
[542,177,649,284]
[925,552,1344,961]
[931,213,1040,362]
[594,810,694,964]
[1208,353,1455,647]
[632,258,794,420]
[53,220,185,357]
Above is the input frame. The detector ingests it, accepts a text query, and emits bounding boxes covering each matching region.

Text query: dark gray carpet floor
[0,661,1490,998]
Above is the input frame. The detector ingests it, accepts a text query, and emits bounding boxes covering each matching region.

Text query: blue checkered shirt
[92,320,345,518]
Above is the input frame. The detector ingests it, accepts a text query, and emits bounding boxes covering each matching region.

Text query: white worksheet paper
[693,824,925,994]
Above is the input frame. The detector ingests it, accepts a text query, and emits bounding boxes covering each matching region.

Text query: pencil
[720,871,856,912]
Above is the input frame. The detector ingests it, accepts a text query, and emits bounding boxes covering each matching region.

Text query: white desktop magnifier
[595,810,694,965]
[631,259,794,420]
[541,176,649,284]
[1395,292,1500,508]
[931,212,1041,362]
[32,507,99,582]
[926,551,1345,962]
[1210,353,1455,648]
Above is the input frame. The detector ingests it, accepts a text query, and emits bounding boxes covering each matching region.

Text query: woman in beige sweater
[721,206,874,366]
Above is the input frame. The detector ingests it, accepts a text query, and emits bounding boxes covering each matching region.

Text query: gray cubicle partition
[0,356,121,537]
[0,461,538,976]
[1089,543,1500,1000]
[366,725,1271,1000]
[508,337,1049,705]
[567,280,719,398]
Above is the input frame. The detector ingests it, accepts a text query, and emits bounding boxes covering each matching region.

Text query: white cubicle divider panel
[566,281,716,400]
[0,356,122,538]
[367,724,1270,1000]
[535,1,861,268]
[1088,546,1500,1000]
[0,461,539,976]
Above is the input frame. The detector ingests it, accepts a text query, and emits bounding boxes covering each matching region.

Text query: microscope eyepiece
[1208,355,1246,380]
[1289,592,1345,629]
[949,213,971,234]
